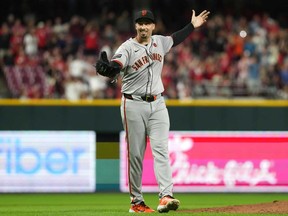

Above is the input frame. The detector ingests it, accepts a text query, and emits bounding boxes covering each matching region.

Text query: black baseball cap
[134,9,155,23]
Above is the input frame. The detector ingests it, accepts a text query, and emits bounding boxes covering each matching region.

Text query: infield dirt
[182,200,288,214]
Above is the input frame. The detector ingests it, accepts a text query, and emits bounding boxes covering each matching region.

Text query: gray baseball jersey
[114,35,175,204]
[112,35,173,95]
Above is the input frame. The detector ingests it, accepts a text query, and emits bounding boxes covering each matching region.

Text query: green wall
[1,101,288,131]
[168,106,288,131]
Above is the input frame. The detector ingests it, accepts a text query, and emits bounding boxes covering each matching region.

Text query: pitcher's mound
[182,200,288,214]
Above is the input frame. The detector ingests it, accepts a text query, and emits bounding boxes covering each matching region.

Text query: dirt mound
[182,200,288,214]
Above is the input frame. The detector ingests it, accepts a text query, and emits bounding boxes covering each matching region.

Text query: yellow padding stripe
[0,99,121,106]
[166,99,288,107]
[0,99,287,107]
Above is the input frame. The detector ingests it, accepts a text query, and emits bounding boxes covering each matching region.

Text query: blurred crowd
[0,10,288,100]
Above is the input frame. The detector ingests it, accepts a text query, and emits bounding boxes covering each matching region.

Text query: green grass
[0,193,287,216]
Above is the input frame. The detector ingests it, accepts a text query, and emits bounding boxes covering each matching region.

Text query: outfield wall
[0,99,288,192]
[0,99,288,131]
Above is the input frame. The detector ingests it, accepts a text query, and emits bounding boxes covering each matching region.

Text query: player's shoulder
[118,38,130,46]
[152,34,172,40]
[115,38,133,51]
[152,35,173,44]
[114,38,136,56]
[118,38,135,49]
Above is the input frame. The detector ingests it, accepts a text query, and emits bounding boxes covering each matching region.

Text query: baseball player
[96,9,210,213]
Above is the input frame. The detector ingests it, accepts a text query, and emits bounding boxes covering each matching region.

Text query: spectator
[0,8,288,100]
[69,15,86,54]
[83,21,99,56]
[23,28,38,57]
[64,76,88,100]
[0,23,11,59]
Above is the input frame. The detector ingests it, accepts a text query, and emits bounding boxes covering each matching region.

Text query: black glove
[95,51,120,78]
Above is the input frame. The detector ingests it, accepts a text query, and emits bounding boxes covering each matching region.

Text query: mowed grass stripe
[0,193,287,216]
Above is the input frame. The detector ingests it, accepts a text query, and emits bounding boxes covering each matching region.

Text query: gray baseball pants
[120,95,173,204]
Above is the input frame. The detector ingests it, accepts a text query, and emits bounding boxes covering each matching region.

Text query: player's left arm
[171,10,210,47]
[95,51,122,78]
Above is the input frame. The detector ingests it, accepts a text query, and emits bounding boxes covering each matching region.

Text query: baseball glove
[95,51,120,78]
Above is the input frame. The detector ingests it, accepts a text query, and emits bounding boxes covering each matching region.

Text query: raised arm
[171,10,210,47]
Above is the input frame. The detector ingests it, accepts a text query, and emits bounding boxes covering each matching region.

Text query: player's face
[135,21,155,40]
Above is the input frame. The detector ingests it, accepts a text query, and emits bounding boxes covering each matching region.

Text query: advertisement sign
[0,131,96,192]
[120,131,288,192]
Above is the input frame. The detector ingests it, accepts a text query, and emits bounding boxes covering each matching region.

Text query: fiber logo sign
[120,131,288,192]
[0,131,96,192]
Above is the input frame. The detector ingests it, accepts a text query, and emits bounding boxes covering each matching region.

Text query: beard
[139,30,148,39]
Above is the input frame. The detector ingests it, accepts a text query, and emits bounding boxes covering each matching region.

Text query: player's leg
[147,97,180,213]
[147,97,173,196]
[120,98,149,204]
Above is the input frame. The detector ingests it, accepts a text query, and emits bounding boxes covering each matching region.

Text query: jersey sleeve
[111,43,129,69]
[171,23,194,47]
[156,35,174,54]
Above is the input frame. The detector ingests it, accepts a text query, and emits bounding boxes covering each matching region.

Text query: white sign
[0,131,96,192]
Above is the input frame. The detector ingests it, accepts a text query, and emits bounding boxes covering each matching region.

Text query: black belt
[124,93,163,102]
